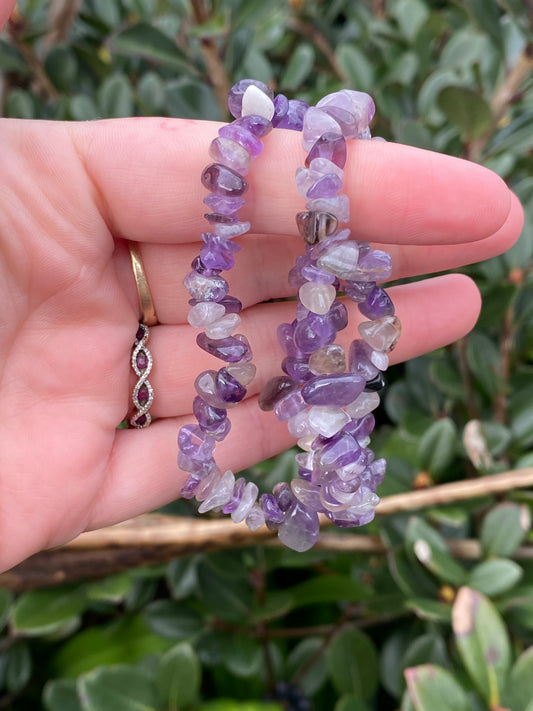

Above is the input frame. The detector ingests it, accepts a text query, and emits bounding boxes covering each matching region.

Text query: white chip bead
[309,157,344,179]
[370,349,389,371]
[297,434,316,451]
[358,315,402,353]
[245,502,265,531]
[316,240,359,279]
[302,106,342,150]
[195,467,222,502]
[308,406,351,437]
[198,469,235,513]
[299,282,336,315]
[288,409,314,438]
[345,391,380,418]
[205,313,241,339]
[225,362,256,386]
[187,301,226,328]
[232,481,259,523]
[307,195,350,223]
[241,84,275,121]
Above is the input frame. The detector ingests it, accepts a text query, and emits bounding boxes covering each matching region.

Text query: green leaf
[390,0,430,40]
[480,502,530,557]
[280,43,315,90]
[0,39,28,74]
[98,73,134,118]
[506,646,533,711]
[437,86,492,140]
[334,695,371,711]
[196,562,254,623]
[156,642,200,711]
[70,95,100,121]
[286,637,328,696]
[404,665,470,711]
[0,589,12,634]
[326,626,379,699]
[222,635,262,678]
[452,587,511,707]
[43,679,83,711]
[418,418,458,476]
[144,600,203,640]
[200,702,282,711]
[1,641,32,693]
[111,22,193,74]
[509,384,533,448]
[468,559,523,596]
[412,537,467,586]
[77,665,161,711]
[405,598,452,624]
[336,44,374,93]
[137,72,166,114]
[466,332,501,398]
[287,574,371,608]
[5,89,35,119]
[45,46,78,91]
[86,573,133,603]
[165,77,221,120]
[11,588,86,637]
[166,558,198,600]
[52,615,172,679]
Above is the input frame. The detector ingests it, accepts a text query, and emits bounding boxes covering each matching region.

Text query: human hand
[0,106,522,572]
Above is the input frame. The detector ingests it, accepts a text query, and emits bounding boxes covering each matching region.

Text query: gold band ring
[128,242,158,326]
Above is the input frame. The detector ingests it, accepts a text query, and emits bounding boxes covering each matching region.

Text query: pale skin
[0,0,524,572]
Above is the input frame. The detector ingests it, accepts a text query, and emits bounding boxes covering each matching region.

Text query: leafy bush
[1,0,533,709]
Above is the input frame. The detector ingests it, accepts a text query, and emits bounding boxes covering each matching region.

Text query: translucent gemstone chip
[298,282,336,315]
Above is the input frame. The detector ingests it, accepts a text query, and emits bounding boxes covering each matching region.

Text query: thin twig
[1,468,532,590]
[190,0,230,117]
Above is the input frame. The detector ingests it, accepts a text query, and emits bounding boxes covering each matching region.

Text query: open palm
[0,109,523,572]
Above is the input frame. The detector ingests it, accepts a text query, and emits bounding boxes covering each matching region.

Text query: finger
[71,118,511,246]
[138,273,480,418]
[117,192,522,324]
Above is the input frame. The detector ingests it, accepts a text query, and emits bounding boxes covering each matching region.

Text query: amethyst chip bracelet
[177,80,401,552]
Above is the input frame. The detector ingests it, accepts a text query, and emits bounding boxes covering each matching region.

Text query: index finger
[71,117,512,246]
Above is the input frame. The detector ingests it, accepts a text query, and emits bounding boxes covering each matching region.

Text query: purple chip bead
[359,286,395,320]
[276,99,309,131]
[294,317,336,354]
[344,280,376,303]
[307,173,343,199]
[180,473,202,499]
[200,233,241,271]
[343,413,376,441]
[204,213,239,225]
[228,79,273,119]
[258,375,299,411]
[277,321,304,358]
[219,124,263,158]
[260,493,285,527]
[235,114,272,138]
[273,482,294,512]
[272,94,289,127]
[223,477,246,513]
[201,163,248,197]
[218,295,242,314]
[274,390,307,421]
[348,339,380,380]
[193,396,227,430]
[196,333,251,362]
[305,132,347,169]
[216,368,247,404]
[325,301,348,332]
[282,356,312,383]
[349,249,393,282]
[178,424,216,462]
[301,373,365,406]
[318,431,361,469]
[190,256,220,276]
[203,193,246,215]
[278,502,320,552]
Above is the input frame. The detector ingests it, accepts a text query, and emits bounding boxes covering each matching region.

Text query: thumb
[0,0,16,31]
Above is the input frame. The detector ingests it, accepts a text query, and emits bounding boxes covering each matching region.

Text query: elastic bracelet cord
[178,80,401,552]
